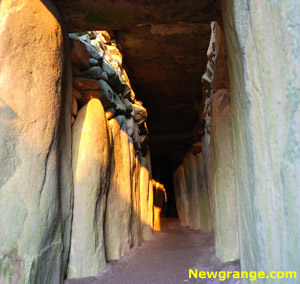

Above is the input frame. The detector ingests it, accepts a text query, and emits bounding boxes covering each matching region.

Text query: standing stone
[173,165,189,227]
[196,152,212,232]
[222,1,300,279]
[105,116,132,260]
[146,150,154,235]
[139,157,152,240]
[202,134,215,231]
[130,141,142,247]
[0,1,73,283]
[68,99,110,278]
[210,89,239,262]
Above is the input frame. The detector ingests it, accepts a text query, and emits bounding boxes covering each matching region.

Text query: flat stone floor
[65,218,241,284]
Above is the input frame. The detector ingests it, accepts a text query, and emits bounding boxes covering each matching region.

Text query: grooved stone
[0,1,73,283]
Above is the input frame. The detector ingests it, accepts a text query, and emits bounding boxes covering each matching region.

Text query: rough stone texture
[195,153,212,232]
[105,116,132,260]
[222,0,300,280]
[173,152,212,231]
[54,0,220,31]
[70,39,90,70]
[173,165,189,227]
[72,87,82,100]
[201,133,215,231]
[210,89,239,262]
[79,89,115,109]
[68,99,110,278]
[130,143,142,248]
[0,1,73,283]
[73,77,101,90]
[139,157,153,240]
[115,23,212,158]
[54,0,221,159]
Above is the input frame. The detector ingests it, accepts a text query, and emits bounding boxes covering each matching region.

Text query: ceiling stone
[54,0,221,158]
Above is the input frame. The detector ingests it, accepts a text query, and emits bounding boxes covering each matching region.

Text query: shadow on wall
[69,98,154,279]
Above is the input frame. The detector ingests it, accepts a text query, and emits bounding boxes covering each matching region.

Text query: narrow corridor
[65,219,240,284]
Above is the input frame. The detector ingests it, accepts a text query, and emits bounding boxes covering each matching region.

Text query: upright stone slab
[202,134,215,231]
[173,165,189,226]
[182,153,202,230]
[105,116,132,260]
[210,89,239,262]
[222,0,300,279]
[196,153,212,232]
[130,146,142,247]
[146,150,154,236]
[139,157,152,240]
[0,1,73,283]
[68,99,110,278]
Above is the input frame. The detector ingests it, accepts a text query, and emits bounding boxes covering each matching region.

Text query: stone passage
[173,22,239,262]
[1,1,300,284]
[65,218,241,284]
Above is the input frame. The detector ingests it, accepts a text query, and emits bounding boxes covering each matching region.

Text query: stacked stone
[68,31,153,278]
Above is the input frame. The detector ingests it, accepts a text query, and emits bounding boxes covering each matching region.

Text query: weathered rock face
[68,99,110,278]
[105,116,132,260]
[130,142,142,247]
[139,157,153,240]
[173,151,213,231]
[210,89,239,262]
[54,0,220,31]
[222,0,300,279]
[0,1,73,283]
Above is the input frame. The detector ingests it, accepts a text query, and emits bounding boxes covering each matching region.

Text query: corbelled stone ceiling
[55,0,221,157]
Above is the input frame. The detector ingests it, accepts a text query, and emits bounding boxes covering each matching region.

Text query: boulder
[123,98,133,115]
[82,41,101,60]
[72,87,82,100]
[73,77,101,91]
[72,65,81,77]
[101,71,109,81]
[68,99,111,278]
[102,59,116,77]
[71,96,78,116]
[114,94,126,114]
[98,79,114,98]
[105,116,132,260]
[79,89,115,109]
[0,1,73,283]
[82,66,102,80]
[132,102,147,124]
[105,108,115,120]
[89,58,99,67]
[70,38,90,70]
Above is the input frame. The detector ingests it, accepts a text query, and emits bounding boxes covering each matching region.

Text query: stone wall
[173,151,213,232]
[68,31,154,278]
[222,0,300,281]
[0,3,154,281]
[173,21,239,262]
[0,1,73,283]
